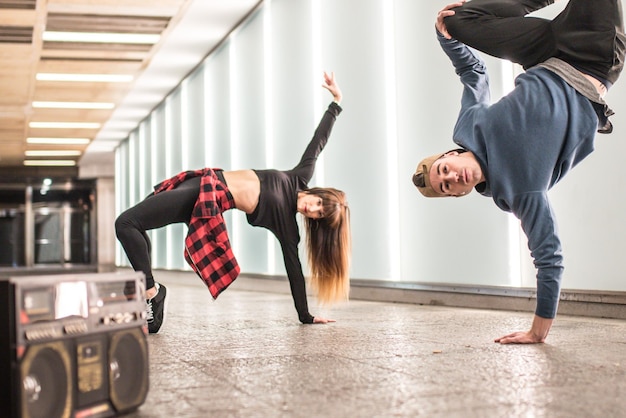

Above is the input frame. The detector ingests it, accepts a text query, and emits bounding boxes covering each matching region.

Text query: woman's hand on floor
[313,316,336,324]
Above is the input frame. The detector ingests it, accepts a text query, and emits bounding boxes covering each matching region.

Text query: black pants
[115,176,201,289]
[445,0,625,87]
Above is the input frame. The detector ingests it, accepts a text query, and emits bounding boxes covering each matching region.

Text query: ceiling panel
[46,0,185,17]
[46,13,170,33]
[33,84,128,102]
[0,25,32,43]
[0,1,36,11]
[0,76,32,104]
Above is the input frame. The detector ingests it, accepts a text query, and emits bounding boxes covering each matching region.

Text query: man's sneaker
[146,283,167,334]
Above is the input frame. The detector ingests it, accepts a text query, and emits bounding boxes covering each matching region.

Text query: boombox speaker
[0,272,150,418]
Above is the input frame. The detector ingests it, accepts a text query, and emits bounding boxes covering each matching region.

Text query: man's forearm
[530,315,554,342]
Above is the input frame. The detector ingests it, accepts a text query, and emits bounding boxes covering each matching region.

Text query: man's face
[428,151,483,197]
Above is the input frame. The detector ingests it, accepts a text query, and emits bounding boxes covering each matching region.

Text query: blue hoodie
[439,33,599,318]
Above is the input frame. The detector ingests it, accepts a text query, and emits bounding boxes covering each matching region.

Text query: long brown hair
[302,187,351,304]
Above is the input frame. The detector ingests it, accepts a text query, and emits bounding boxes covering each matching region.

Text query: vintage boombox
[0,272,150,418]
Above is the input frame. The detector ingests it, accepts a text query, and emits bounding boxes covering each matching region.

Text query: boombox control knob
[25,326,62,341]
[102,311,136,326]
[64,321,88,335]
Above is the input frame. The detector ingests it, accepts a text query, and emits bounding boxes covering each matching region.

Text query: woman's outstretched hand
[322,71,342,104]
[436,1,466,39]
[313,316,336,324]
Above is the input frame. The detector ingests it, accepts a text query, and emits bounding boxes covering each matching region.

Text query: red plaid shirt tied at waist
[153,168,239,299]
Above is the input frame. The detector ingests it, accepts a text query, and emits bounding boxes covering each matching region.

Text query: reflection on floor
[125,270,626,418]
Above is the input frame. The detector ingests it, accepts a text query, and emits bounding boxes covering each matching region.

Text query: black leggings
[115,176,201,289]
[445,0,625,87]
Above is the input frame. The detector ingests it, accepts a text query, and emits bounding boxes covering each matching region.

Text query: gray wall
[113,0,626,293]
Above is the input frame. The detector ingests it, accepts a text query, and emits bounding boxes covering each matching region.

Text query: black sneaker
[146,283,167,334]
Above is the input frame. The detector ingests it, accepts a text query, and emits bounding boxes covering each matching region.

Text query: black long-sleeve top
[246,101,342,323]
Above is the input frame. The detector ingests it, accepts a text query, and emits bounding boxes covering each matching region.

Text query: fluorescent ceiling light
[43,31,160,44]
[29,122,101,129]
[24,160,77,167]
[27,137,91,145]
[25,150,82,157]
[33,101,115,110]
[36,73,133,82]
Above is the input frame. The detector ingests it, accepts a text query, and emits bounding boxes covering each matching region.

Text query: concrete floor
[125,271,626,418]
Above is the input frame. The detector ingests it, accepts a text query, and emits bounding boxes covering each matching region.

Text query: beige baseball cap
[412,153,445,198]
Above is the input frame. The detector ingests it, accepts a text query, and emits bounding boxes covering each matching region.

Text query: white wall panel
[137,121,152,198]
[184,70,206,171]
[203,47,233,168]
[316,0,393,280]
[127,131,139,206]
[115,142,129,266]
